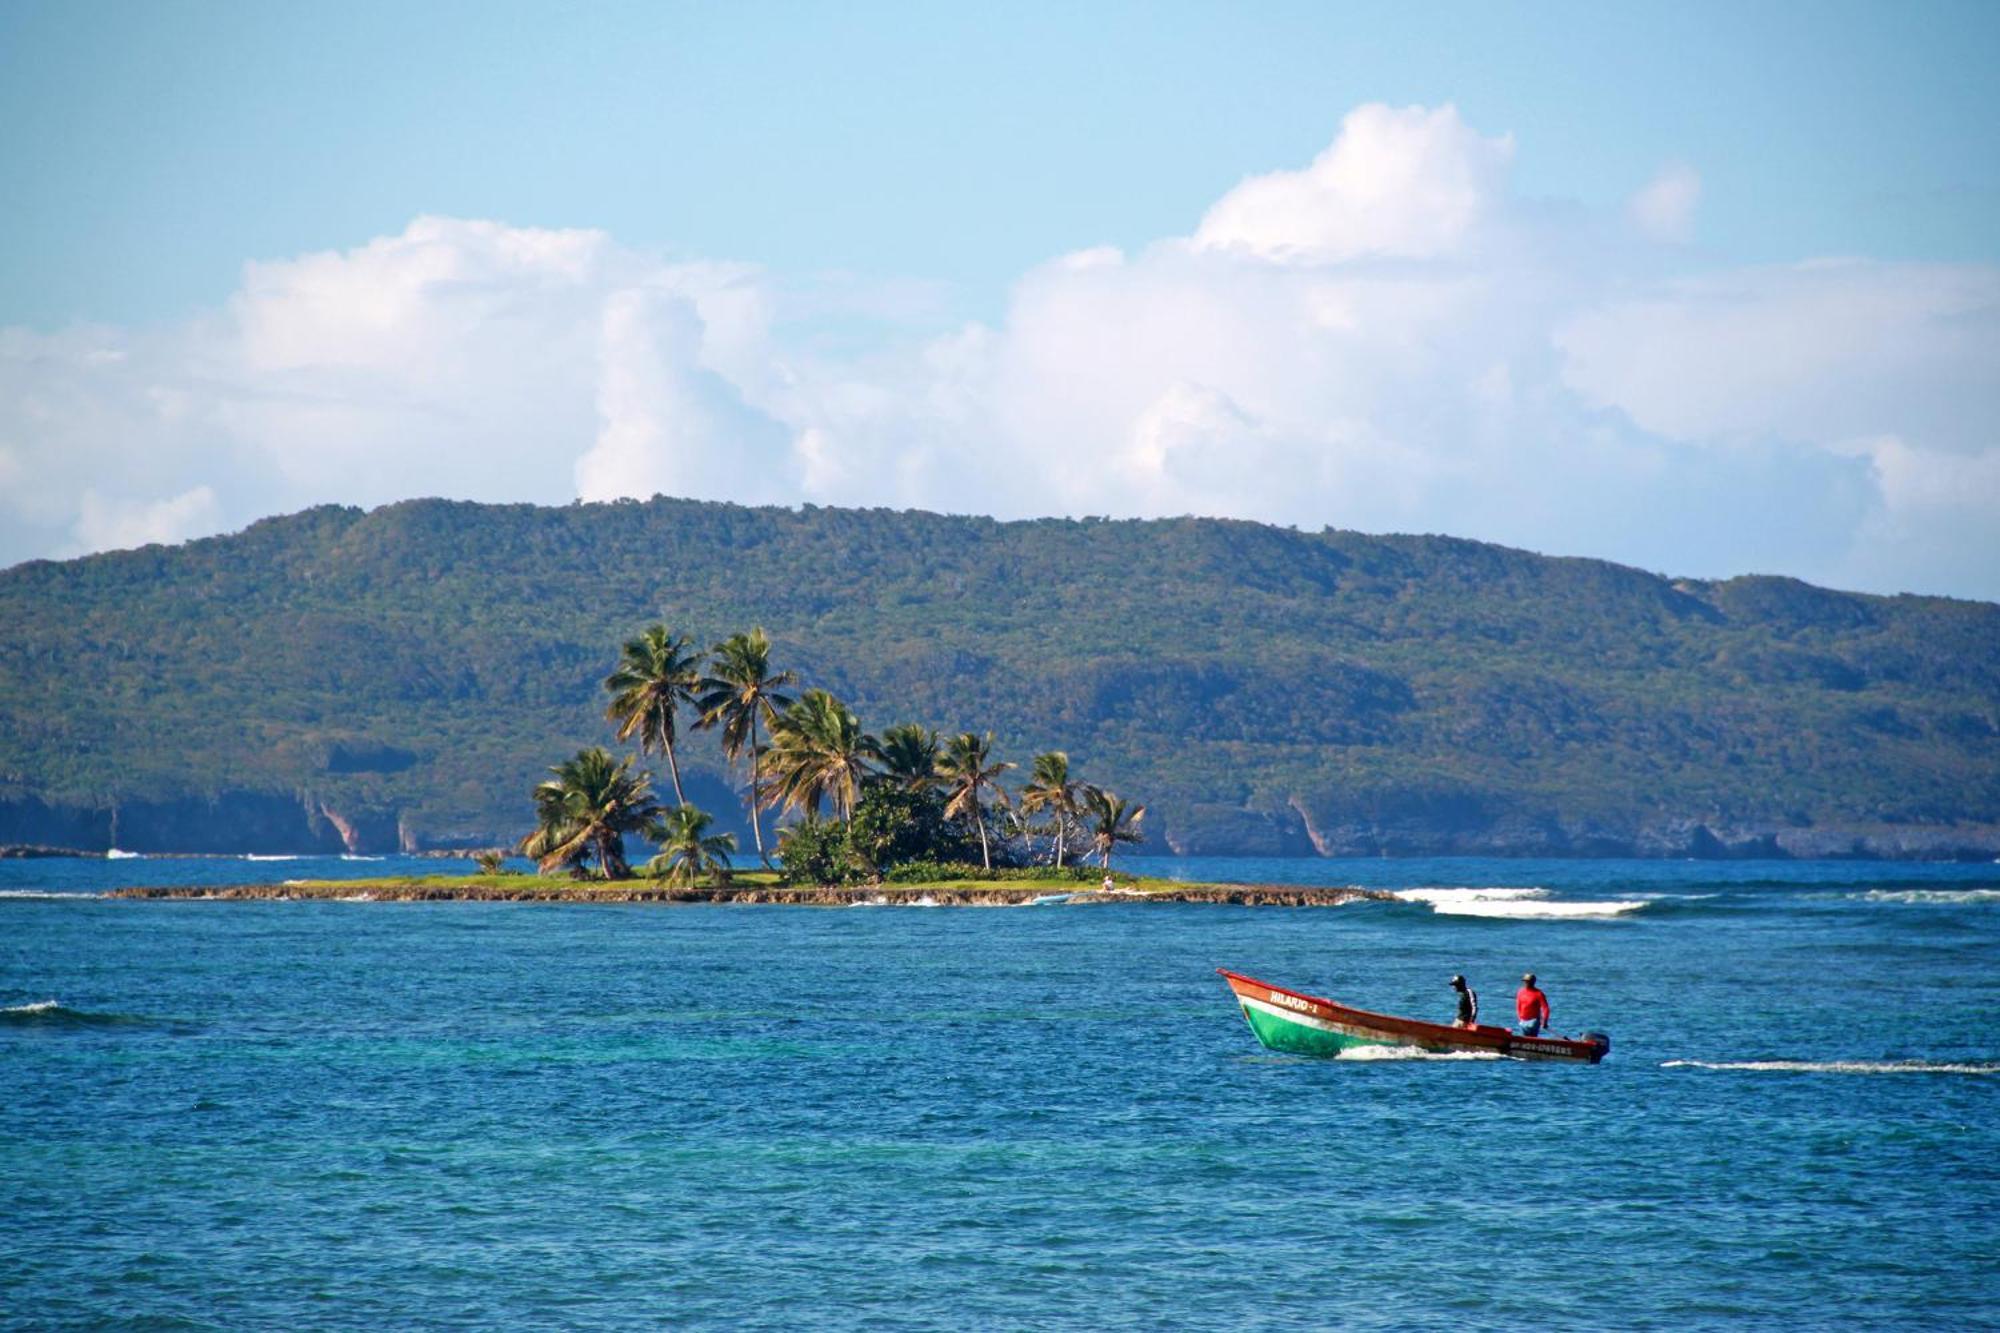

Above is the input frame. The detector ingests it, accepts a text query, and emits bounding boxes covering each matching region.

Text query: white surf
[1394,886,1647,919]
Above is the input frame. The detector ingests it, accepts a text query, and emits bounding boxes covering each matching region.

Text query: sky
[2,1,1997,598]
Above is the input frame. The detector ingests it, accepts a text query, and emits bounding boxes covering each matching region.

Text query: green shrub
[847,784,976,873]
[776,819,863,886]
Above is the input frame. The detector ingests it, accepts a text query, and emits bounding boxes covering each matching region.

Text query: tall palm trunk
[976,807,991,869]
[663,741,687,807]
[746,713,768,867]
[1054,819,1066,869]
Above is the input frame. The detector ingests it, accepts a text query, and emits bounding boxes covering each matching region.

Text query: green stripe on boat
[1238,994,1393,1056]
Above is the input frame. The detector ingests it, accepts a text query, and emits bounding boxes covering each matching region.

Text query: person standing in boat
[1450,974,1478,1028]
[1516,973,1551,1036]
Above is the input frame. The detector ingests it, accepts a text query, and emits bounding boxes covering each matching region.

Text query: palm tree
[1080,785,1147,869]
[877,723,942,791]
[645,804,738,886]
[764,688,881,824]
[603,625,705,806]
[517,747,663,879]
[694,629,796,867]
[938,731,1015,869]
[1019,750,1083,868]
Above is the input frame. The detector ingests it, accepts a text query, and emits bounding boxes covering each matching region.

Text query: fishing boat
[1219,969,1611,1063]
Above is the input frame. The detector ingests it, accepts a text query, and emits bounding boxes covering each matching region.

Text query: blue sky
[6,1,1996,326]
[2,2,1997,596]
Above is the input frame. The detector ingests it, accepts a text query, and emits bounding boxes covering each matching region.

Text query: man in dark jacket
[1450,974,1478,1027]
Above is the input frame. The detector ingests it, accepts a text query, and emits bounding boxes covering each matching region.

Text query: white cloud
[1193,103,1514,262]
[0,218,798,565]
[72,485,222,553]
[1828,435,2000,597]
[2,109,1996,600]
[574,286,795,504]
[1628,162,1701,243]
[1555,260,2000,452]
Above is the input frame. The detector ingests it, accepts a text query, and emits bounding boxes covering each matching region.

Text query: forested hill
[2,497,1997,858]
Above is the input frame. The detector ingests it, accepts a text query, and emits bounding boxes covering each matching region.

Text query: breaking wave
[0,889,93,900]
[1662,1058,1999,1076]
[244,854,303,862]
[1854,889,2000,906]
[105,848,142,859]
[1,1000,146,1028]
[1391,887,1649,919]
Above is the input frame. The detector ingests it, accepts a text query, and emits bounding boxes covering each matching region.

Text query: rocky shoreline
[16,808,2000,861]
[108,879,1394,907]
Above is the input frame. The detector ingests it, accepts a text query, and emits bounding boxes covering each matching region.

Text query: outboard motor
[1580,1031,1612,1061]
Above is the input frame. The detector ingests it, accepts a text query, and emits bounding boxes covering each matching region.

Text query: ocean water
[3,854,1997,1329]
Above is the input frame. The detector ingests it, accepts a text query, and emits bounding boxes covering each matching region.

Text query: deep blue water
[4,854,1997,1329]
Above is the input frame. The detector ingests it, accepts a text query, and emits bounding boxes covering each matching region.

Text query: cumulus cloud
[575,286,795,504]
[1194,103,1514,262]
[0,217,799,563]
[2,106,1996,599]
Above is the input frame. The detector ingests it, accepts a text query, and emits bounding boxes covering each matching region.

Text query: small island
[382,622,1156,897]
[108,872,1389,906]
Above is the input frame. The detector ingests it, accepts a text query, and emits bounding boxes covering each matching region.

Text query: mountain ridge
[2,496,1996,858]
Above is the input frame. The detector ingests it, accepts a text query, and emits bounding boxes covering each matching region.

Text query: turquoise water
[4,855,1997,1329]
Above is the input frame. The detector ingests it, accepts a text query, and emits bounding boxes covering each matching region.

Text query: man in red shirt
[1516,973,1551,1036]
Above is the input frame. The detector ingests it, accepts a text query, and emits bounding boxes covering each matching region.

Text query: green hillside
[2,497,1996,857]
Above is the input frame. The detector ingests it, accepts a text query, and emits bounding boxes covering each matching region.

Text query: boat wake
[1662,1058,1999,1076]
[1335,1045,1504,1062]
[1391,887,1649,919]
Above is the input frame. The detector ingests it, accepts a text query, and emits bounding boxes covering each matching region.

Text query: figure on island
[1101,874,1115,893]
[1516,973,1551,1036]
[1450,974,1478,1028]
